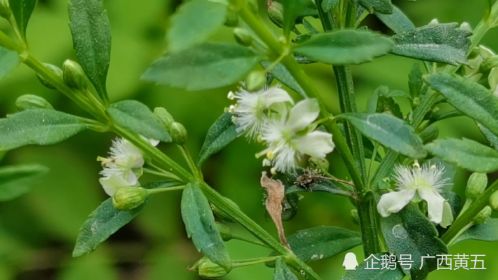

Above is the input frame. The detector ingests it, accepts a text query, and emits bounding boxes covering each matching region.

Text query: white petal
[287,99,320,131]
[418,188,445,224]
[99,174,135,196]
[292,131,334,158]
[264,87,293,105]
[377,189,416,217]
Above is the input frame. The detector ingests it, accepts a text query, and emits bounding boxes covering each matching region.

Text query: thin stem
[232,256,280,267]
[179,144,203,180]
[442,179,498,243]
[147,185,185,194]
[143,167,181,181]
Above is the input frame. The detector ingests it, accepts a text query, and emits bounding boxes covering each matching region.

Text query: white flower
[260,98,334,173]
[229,86,293,139]
[377,162,450,225]
[98,138,156,196]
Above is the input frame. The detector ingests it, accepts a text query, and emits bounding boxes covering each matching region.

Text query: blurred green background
[1,0,498,279]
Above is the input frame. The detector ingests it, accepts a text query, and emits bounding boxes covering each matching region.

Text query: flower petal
[377,189,416,217]
[418,188,445,224]
[287,99,320,131]
[264,87,293,105]
[99,174,136,196]
[292,131,334,158]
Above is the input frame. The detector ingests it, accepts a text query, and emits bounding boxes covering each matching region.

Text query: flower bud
[465,173,488,199]
[170,122,188,144]
[459,22,472,33]
[350,209,359,224]
[419,125,439,143]
[16,94,53,110]
[0,0,11,19]
[489,191,498,210]
[216,223,232,241]
[233,27,253,46]
[245,70,266,91]
[268,1,284,27]
[112,187,148,210]
[37,63,63,89]
[474,206,492,224]
[153,107,175,128]
[197,257,230,278]
[62,59,88,90]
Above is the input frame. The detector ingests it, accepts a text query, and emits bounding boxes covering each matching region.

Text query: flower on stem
[259,99,334,173]
[377,162,451,226]
[228,86,292,140]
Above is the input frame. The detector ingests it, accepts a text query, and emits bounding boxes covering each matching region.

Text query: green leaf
[375,5,415,34]
[341,113,426,158]
[294,30,393,65]
[72,198,142,257]
[381,205,447,280]
[425,138,498,173]
[0,47,19,79]
[181,183,230,269]
[426,73,498,136]
[69,0,111,99]
[274,258,298,280]
[321,0,339,12]
[287,226,361,262]
[198,112,238,166]
[391,23,471,65]
[359,0,392,14]
[343,254,405,280]
[262,61,305,96]
[107,100,171,142]
[454,218,498,243]
[408,63,423,97]
[282,0,315,36]
[142,43,260,91]
[478,124,498,150]
[167,0,227,52]
[0,109,87,151]
[8,0,36,38]
[0,164,48,201]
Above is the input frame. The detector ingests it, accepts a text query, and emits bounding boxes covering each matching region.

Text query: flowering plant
[2,0,498,279]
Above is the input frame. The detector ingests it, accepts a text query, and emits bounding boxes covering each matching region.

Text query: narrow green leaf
[359,0,392,14]
[341,113,426,158]
[294,30,393,65]
[282,0,314,36]
[0,47,19,79]
[408,63,423,97]
[454,218,498,243]
[381,205,447,279]
[198,112,238,166]
[426,73,498,136]
[108,100,170,142]
[0,164,48,201]
[287,226,361,262]
[9,0,36,38]
[0,109,87,151]
[181,183,230,269]
[69,0,111,99]
[392,23,471,65]
[274,258,298,280]
[425,138,498,173]
[167,0,227,52]
[375,5,415,34]
[142,43,260,91]
[321,0,339,12]
[478,124,498,150]
[262,61,305,96]
[72,198,142,257]
[343,254,405,280]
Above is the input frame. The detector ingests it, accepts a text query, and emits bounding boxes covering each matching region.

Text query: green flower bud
[112,187,148,210]
[170,122,188,144]
[489,191,498,210]
[245,70,266,91]
[37,63,63,89]
[0,0,11,19]
[216,223,232,241]
[233,27,253,46]
[268,1,284,27]
[154,107,175,128]
[481,56,498,72]
[474,206,492,224]
[465,173,488,199]
[62,59,88,90]
[16,94,53,110]
[419,125,439,143]
[197,257,231,279]
[350,209,359,224]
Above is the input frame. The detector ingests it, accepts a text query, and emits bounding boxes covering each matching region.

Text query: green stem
[143,167,181,181]
[232,256,280,267]
[179,144,203,180]
[147,185,185,194]
[442,179,498,243]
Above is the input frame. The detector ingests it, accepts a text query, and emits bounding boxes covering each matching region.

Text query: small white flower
[98,138,156,196]
[229,86,293,139]
[260,98,334,173]
[377,162,450,225]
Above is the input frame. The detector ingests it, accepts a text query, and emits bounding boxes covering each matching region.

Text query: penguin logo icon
[343,252,359,270]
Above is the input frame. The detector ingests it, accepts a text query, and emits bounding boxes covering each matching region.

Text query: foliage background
[0,0,497,279]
